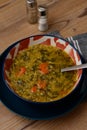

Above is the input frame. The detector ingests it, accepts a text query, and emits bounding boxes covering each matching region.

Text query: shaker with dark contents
[26,0,37,24]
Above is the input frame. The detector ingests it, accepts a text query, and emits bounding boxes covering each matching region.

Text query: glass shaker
[26,0,37,24]
[38,6,48,31]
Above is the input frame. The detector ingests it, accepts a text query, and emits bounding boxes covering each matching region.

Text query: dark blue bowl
[0,35,87,120]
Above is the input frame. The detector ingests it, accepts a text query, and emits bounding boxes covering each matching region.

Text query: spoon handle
[61,63,87,72]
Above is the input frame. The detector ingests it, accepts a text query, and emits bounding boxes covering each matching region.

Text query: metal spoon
[61,63,87,72]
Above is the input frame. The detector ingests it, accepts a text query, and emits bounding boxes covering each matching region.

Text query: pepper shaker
[26,0,37,24]
[38,6,48,32]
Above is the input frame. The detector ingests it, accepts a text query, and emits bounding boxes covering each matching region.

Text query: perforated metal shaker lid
[38,5,47,16]
[27,0,37,8]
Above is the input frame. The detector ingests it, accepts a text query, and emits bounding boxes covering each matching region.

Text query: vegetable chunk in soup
[8,44,78,102]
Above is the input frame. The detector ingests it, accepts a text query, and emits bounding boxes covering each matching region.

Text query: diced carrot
[39,62,49,74]
[31,86,37,93]
[37,80,46,89]
[17,67,26,77]
[60,90,68,95]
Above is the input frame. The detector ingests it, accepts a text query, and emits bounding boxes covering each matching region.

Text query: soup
[8,44,78,102]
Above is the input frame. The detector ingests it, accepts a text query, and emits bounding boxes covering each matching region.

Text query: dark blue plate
[0,36,87,120]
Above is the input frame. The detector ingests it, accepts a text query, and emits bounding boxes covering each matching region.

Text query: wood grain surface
[0,0,87,130]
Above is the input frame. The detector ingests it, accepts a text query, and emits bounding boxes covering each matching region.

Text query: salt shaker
[26,0,37,24]
[38,6,48,31]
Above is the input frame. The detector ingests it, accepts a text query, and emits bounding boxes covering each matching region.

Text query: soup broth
[8,44,78,102]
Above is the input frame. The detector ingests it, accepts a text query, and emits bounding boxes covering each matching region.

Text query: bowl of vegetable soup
[0,34,86,119]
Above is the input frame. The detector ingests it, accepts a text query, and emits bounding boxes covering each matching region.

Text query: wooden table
[0,0,87,129]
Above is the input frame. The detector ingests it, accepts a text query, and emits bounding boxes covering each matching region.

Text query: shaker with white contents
[38,6,48,32]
